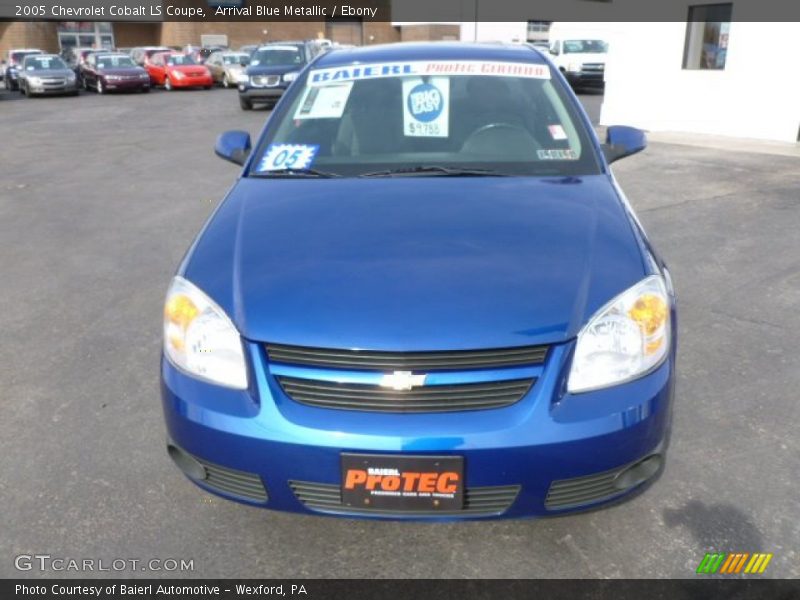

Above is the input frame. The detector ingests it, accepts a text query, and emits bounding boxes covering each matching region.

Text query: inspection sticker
[402,77,449,137]
[548,124,568,140]
[537,148,578,160]
[309,61,551,86]
[294,82,353,120]
[257,144,319,171]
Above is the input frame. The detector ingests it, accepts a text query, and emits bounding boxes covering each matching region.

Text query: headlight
[66,71,76,80]
[567,275,670,393]
[567,62,582,72]
[27,76,41,85]
[171,70,185,79]
[283,71,298,83]
[140,72,150,79]
[163,276,248,390]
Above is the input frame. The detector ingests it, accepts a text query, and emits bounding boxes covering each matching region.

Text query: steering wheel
[461,122,540,155]
[467,123,526,138]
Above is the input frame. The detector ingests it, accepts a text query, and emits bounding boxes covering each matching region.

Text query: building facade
[600,19,800,143]
[1,20,459,58]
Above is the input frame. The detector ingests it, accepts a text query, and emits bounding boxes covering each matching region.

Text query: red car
[145,52,213,90]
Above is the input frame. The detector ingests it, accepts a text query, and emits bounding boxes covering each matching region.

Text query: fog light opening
[167,444,207,481]
[613,454,662,491]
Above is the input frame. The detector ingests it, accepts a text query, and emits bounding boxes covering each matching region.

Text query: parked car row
[3,39,344,103]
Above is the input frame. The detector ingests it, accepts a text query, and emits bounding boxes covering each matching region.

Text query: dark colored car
[161,43,676,520]
[81,53,151,94]
[238,42,311,110]
[63,47,103,86]
[4,49,44,91]
[18,54,78,97]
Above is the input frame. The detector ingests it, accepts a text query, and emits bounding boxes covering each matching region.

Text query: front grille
[290,480,520,516]
[277,376,534,413]
[193,455,268,503]
[582,63,605,72]
[41,78,66,88]
[546,465,626,510]
[266,343,548,371]
[253,74,280,87]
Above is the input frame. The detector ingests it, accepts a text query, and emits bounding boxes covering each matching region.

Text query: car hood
[564,52,607,64]
[168,65,208,75]
[246,64,301,76]
[100,67,145,76]
[182,176,647,350]
[24,69,73,78]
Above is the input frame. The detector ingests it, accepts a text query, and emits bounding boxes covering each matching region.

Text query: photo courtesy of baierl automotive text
[1,0,798,590]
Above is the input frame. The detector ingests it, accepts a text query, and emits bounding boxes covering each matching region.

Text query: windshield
[224,54,249,65]
[251,59,600,178]
[563,40,608,54]
[166,55,196,66]
[25,56,67,71]
[97,56,136,69]
[251,46,304,67]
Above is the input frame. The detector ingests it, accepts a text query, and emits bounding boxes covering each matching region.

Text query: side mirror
[602,125,646,164]
[550,48,559,56]
[215,130,251,166]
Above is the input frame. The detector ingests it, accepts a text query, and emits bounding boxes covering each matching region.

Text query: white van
[546,23,609,90]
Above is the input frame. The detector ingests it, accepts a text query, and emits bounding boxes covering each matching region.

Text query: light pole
[474,0,479,42]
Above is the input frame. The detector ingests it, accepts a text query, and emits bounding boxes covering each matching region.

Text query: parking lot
[1,85,798,578]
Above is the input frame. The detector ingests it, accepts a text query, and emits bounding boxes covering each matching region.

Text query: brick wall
[160,21,325,48]
[400,24,460,42]
[113,23,161,49]
[0,22,59,60]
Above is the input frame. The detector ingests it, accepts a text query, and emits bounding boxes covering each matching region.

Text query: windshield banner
[308,61,551,87]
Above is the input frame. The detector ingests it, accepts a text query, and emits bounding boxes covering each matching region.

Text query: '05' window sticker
[257,144,320,172]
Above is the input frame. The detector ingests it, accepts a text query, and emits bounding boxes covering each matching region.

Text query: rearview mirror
[602,125,647,164]
[215,130,251,166]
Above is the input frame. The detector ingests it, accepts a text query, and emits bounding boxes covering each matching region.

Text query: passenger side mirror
[602,125,647,164]
[215,130,251,166]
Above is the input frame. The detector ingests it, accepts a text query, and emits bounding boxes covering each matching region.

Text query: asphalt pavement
[0,86,798,578]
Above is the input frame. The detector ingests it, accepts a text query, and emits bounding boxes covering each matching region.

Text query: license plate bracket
[341,453,464,512]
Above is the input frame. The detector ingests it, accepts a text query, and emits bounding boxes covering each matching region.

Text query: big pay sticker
[402,77,449,138]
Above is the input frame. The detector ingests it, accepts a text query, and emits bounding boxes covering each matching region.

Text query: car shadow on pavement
[663,499,764,551]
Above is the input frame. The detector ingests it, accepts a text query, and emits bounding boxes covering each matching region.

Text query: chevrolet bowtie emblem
[379,371,427,391]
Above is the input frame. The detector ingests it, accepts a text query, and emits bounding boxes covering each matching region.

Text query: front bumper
[238,85,286,103]
[103,78,150,91]
[172,75,213,88]
[565,71,605,88]
[27,81,78,95]
[161,339,675,520]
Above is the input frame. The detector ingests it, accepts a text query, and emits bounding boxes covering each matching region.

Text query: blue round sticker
[407,83,443,123]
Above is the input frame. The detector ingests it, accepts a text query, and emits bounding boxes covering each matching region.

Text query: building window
[527,21,551,35]
[57,22,114,51]
[683,4,732,70]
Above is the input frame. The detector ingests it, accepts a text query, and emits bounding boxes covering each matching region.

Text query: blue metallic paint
[161,43,676,519]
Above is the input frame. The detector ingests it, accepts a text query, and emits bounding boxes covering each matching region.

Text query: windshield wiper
[358,165,512,178]
[250,167,341,178]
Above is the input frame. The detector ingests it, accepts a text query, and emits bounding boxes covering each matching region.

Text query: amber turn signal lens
[628,294,668,336]
[164,294,199,328]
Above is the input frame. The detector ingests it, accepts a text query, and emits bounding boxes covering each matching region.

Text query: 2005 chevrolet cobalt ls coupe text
[161,43,676,520]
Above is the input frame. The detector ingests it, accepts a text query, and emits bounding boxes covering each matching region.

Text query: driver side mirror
[602,125,646,164]
[215,130,251,166]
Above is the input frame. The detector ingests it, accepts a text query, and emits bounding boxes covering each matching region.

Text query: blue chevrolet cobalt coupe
[161,43,676,520]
